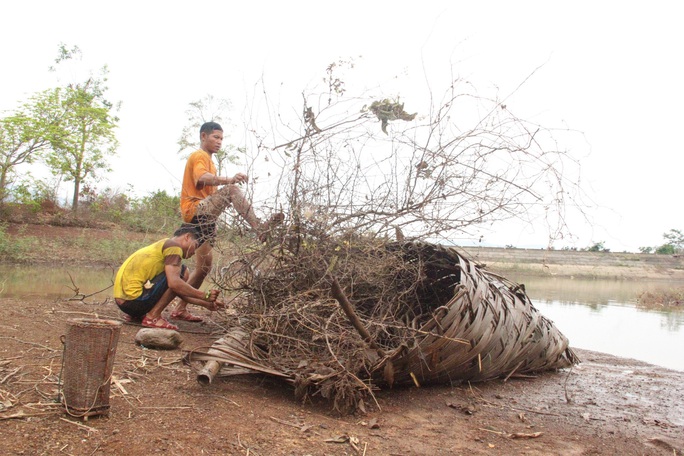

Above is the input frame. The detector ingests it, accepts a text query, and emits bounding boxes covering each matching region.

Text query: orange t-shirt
[180,149,216,222]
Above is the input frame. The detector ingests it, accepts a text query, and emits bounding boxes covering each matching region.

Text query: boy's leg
[117,290,179,330]
[116,300,149,321]
[172,244,211,321]
[144,287,178,320]
[196,185,261,230]
[196,185,284,242]
[140,287,179,330]
[140,269,187,330]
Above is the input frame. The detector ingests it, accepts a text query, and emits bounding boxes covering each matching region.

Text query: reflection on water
[0,264,115,300]
[2,265,683,371]
[509,273,679,306]
[533,301,684,372]
[509,273,684,372]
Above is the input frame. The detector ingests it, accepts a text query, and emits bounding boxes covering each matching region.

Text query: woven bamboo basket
[61,318,122,419]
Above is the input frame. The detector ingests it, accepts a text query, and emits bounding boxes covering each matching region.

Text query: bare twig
[59,416,100,433]
[0,336,56,352]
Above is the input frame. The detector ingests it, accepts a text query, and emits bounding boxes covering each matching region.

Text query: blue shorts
[117,264,187,318]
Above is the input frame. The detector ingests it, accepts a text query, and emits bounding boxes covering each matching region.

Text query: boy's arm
[197,172,248,186]
[164,259,222,310]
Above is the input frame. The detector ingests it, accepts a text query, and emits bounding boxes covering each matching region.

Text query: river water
[511,274,684,372]
[2,265,683,372]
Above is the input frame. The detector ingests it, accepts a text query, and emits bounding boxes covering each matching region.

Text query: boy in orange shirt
[173,121,281,322]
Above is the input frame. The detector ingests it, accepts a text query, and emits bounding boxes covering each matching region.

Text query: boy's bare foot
[170,310,204,322]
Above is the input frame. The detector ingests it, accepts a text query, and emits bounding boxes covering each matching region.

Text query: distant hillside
[456,246,684,280]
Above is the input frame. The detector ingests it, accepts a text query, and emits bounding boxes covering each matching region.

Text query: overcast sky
[2,1,682,252]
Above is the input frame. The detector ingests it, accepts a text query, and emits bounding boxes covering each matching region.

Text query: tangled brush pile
[188,234,578,414]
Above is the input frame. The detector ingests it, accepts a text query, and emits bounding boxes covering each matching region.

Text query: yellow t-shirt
[113,239,184,300]
[180,149,217,222]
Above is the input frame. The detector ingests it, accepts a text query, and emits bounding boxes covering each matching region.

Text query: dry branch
[329,274,384,355]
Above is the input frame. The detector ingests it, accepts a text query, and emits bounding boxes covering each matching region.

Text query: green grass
[0,224,35,262]
[0,225,154,265]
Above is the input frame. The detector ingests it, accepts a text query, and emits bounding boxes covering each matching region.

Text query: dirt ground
[1,222,683,455]
[0,295,683,456]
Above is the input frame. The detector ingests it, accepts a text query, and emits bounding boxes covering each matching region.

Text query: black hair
[174,223,201,240]
[200,121,223,135]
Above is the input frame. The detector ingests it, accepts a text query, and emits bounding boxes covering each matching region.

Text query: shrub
[586,241,609,252]
[637,287,684,307]
[0,224,33,261]
[9,179,60,214]
[655,244,675,255]
[124,189,181,233]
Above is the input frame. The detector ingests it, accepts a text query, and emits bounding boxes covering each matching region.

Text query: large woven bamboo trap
[188,240,579,413]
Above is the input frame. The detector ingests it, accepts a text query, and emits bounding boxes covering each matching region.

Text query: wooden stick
[0,336,56,352]
[111,376,129,395]
[59,417,99,433]
[137,406,192,410]
[0,410,54,420]
[503,360,524,382]
[269,415,303,429]
[329,275,385,356]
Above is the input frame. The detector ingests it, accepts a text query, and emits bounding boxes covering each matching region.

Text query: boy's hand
[231,173,248,184]
[205,289,221,302]
[202,289,222,311]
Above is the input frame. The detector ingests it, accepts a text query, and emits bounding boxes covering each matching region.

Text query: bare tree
[240,62,585,247]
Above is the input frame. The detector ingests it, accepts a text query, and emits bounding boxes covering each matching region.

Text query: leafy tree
[646,229,684,255]
[44,44,119,211]
[177,95,239,175]
[0,88,66,202]
[662,229,684,252]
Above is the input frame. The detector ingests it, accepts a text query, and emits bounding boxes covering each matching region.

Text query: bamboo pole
[197,348,224,385]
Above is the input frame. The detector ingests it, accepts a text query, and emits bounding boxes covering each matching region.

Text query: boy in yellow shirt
[114,224,222,330]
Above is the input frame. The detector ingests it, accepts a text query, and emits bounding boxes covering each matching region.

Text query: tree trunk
[72,177,80,211]
[0,167,7,202]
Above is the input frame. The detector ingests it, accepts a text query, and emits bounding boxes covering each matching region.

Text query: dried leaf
[324,435,349,444]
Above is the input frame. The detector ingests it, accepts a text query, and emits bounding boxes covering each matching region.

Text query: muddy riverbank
[0,295,683,455]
